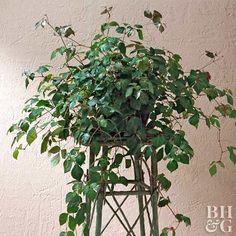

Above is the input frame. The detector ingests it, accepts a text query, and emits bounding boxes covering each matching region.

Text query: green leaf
[59,232,67,236]
[157,174,171,191]
[119,176,128,186]
[127,117,142,134]
[71,165,84,181]
[159,24,165,33]
[229,110,236,118]
[36,65,49,74]
[67,232,75,236]
[137,29,143,40]
[68,215,77,231]
[179,154,189,164]
[216,160,225,168]
[227,146,236,164]
[51,153,60,167]
[175,214,191,226]
[158,196,171,207]
[99,119,108,128]
[152,10,162,23]
[81,133,90,144]
[209,163,217,176]
[59,213,68,225]
[144,146,152,160]
[13,148,19,160]
[116,26,125,34]
[144,10,152,19]
[91,141,101,155]
[41,133,50,153]
[160,228,168,236]
[84,186,97,201]
[189,113,200,127]
[49,146,60,154]
[110,154,123,169]
[26,127,37,145]
[63,159,72,173]
[64,27,75,38]
[152,135,166,148]
[109,21,119,27]
[76,206,86,225]
[83,223,89,236]
[118,42,126,55]
[167,160,178,172]
[125,87,133,98]
[156,148,164,162]
[227,94,233,105]
[109,172,119,184]
[20,122,29,132]
[205,50,216,59]
[75,152,86,166]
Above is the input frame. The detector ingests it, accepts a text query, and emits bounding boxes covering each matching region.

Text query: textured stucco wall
[0,1,236,235]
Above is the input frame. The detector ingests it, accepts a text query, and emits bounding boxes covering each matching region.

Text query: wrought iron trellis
[86,144,160,236]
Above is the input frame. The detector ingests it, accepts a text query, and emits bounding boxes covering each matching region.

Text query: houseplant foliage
[9,8,236,236]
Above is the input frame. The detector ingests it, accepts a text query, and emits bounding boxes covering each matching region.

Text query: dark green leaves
[136,29,143,40]
[59,213,68,225]
[157,174,171,191]
[36,65,50,74]
[158,196,171,207]
[118,42,126,55]
[91,141,101,155]
[175,214,191,226]
[49,146,60,154]
[55,26,75,38]
[127,117,142,134]
[116,26,125,34]
[167,160,178,172]
[71,165,84,181]
[156,148,164,162]
[64,158,73,173]
[144,10,153,19]
[144,9,165,33]
[189,113,200,127]
[205,50,217,59]
[209,160,225,176]
[68,215,77,231]
[41,133,50,153]
[229,110,236,118]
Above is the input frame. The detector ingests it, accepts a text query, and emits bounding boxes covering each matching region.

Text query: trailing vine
[8,8,236,236]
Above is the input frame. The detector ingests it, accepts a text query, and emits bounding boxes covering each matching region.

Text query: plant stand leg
[134,155,146,236]
[95,146,108,236]
[95,185,105,236]
[151,153,159,236]
[87,148,95,232]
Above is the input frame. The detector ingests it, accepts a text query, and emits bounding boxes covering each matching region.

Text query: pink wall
[0,0,236,235]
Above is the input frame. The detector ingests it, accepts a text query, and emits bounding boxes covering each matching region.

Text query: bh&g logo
[205,206,233,233]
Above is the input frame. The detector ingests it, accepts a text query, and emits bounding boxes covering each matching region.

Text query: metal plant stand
[86,144,160,236]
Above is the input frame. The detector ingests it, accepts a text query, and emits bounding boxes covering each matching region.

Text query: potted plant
[8,8,236,236]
